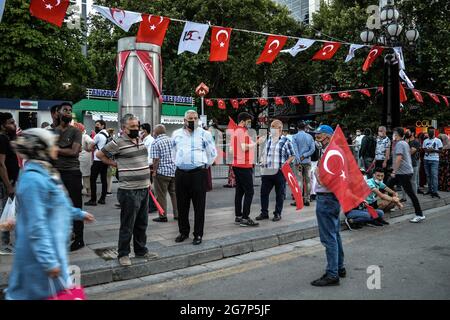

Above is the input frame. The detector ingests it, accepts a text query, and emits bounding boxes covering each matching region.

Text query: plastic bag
[0,197,16,229]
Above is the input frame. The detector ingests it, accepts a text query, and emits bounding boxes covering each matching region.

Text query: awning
[85,111,118,122]
[161,115,184,125]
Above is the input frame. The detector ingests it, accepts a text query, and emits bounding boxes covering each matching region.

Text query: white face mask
[270,128,279,137]
[356,132,361,136]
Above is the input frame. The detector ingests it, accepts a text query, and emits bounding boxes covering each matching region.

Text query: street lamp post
[360,0,419,132]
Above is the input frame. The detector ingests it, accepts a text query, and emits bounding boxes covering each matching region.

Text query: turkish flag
[358,89,371,97]
[399,82,408,103]
[428,92,440,104]
[239,99,249,105]
[136,14,170,46]
[210,26,232,62]
[136,51,163,102]
[362,46,384,72]
[256,35,288,64]
[306,95,315,106]
[227,117,238,130]
[115,51,131,93]
[441,95,449,107]
[378,87,384,94]
[29,0,70,27]
[281,161,303,210]
[411,90,423,103]
[338,92,351,99]
[218,99,226,109]
[289,96,300,104]
[312,42,341,60]
[205,99,214,107]
[318,126,371,213]
[321,93,333,102]
[274,97,284,106]
[258,98,268,106]
[149,188,165,216]
[365,204,380,219]
[231,99,239,109]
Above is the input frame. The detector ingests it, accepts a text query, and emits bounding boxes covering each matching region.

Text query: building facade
[273,0,332,23]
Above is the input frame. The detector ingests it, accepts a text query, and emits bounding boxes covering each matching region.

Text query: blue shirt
[172,127,217,170]
[292,130,315,164]
[150,134,177,177]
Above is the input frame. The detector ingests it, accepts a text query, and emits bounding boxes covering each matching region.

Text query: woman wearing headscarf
[438,133,450,192]
[5,128,95,300]
[73,122,93,196]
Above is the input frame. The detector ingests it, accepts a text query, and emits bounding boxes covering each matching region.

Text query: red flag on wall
[428,92,440,104]
[289,96,300,104]
[136,15,171,46]
[312,42,341,60]
[281,161,303,210]
[29,0,70,27]
[318,126,371,213]
[274,97,284,106]
[305,95,315,106]
[338,92,351,99]
[358,89,371,97]
[321,93,333,102]
[231,99,239,109]
[218,99,226,109]
[411,90,423,103]
[256,35,288,64]
[210,26,232,62]
[362,46,384,72]
[205,99,214,107]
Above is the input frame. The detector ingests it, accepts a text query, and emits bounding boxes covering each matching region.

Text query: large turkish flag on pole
[281,161,304,210]
[318,126,371,213]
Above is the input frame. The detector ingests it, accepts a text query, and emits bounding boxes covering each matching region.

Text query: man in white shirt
[85,120,110,206]
[353,129,365,167]
[141,123,158,213]
[422,127,443,198]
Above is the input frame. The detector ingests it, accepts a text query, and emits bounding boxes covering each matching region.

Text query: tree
[0,0,94,101]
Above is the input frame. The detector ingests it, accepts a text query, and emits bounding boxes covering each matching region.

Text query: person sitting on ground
[366,167,403,212]
[344,201,389,230]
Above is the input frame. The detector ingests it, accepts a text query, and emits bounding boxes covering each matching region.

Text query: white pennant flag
[345,44,365,63]
[393,47,405,70]
[92,5,142,32]
[399,69,414,89]
[282,38,315,57]
[178,21,209,55]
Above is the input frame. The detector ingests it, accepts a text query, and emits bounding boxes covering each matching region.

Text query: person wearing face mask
[85,120,110,206]
[365,167,403,212]
[374,126,391,182]
[422,127,443,198]
[387,127,424,223]
[0,112,19,255]
[96,114,158,266]
[54,103,85,251]
[352,129,365,168]
[256,120,295,222]
[171,110,218,245]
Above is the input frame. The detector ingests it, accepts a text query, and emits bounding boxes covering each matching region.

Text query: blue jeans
[316,193,344,278]
[260,170,286,216]
[346,209,383,223]
[424,160,439,194]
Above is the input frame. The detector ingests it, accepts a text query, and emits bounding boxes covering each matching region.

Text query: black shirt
[0,133,20,183]
[54,126,82,171]
[409,139,421,167]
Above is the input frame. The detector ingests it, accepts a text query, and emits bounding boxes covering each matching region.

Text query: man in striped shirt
[256,120,296,222]
[97,114,157,266]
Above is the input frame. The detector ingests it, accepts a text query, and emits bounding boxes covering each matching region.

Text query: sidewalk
[1,178,449,290]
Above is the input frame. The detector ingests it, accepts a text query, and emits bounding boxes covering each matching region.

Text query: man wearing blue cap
[311,124,346,287]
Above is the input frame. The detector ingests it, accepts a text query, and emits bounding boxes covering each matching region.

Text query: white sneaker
[410,215,425,223]
[118,256,132,266]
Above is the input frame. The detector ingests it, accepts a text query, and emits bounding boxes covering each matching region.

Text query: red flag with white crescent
[231,99,239,109]
[210,26,232,62]
[274,97,284,106]
[136,14,171,46]
[358,89,371,97]
[362,46,384,72]
[205,99,214,107]
[338,92,351,99]
[321,93,333,102]
[441,95,449,107]
[29,0,70,27]
[288,96,300,104]
[256,35,288,64]
[281,161,303,210]
[428,92,440,104]
[318,126,371,213]
[312,42,341,60]
[115,51,131,94]
[135,51,163,102]
[378,87,384,94]
[399,82,408,103]
[258,98,268,106]
[306,95,315,106]
[412,90,423,103]
[218,99,226,109]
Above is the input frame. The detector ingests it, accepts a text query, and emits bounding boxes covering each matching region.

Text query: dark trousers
[260,170,286,216]
[117,188,149,258]
[90,160,108,202]
[175,168,207,238]
[232,167,254,219]
[59,170,83,242]
[388,174,423,216]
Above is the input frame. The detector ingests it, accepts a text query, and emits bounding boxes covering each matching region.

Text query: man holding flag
[311,124,371,286]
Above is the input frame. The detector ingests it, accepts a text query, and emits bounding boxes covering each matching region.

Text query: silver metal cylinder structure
[117,37,161,130]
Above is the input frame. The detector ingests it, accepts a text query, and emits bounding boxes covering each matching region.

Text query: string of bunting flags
[202,86,450,110]
[27,0,395,70]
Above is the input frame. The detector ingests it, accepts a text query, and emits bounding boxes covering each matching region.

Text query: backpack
[95,131,112,150]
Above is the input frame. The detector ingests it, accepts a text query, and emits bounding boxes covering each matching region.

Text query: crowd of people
[0,104,449,296]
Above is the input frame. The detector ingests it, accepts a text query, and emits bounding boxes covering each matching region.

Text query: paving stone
[222,241,253,257]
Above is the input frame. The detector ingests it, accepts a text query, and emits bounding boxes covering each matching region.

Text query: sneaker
[118,256,132,266]
[272,214,282,222]
[255,214,269,221]
[410,215,426,223]
[311,274,339,287]
[235,216,243,225]
[240,218,259,227]
[98,199,106,205]
[153,217,168,222]
[135,252,158,260]
[338,268,347,278]
[106,192,113,197]
[70,240,85,252]
[0,245,14,255]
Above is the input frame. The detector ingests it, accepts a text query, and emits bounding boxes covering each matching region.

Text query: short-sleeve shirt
[93,130,108,161]
[409,139,421,167]
[423,138,443,161]
[54,126,82,171]
[101,135,150,190]
[375,136,391,161]
[231,127,254,168]
[394,140,413,175]
[366,178,387,204]
[0,134,19,183]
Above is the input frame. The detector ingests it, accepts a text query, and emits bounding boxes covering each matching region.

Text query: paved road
[88,206,450,300]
